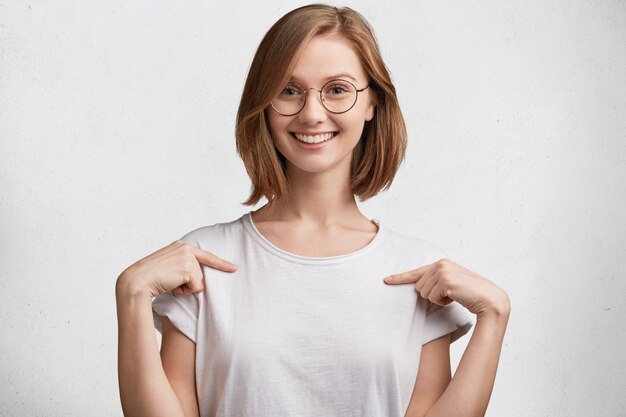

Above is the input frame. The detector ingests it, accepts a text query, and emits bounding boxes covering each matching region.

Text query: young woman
[116,4,510,417]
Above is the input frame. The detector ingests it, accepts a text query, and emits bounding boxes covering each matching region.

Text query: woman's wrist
[476,288,511,323]
[115,268,154,301]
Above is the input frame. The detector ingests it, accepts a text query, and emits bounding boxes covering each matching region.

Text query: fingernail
[384,276,393,283]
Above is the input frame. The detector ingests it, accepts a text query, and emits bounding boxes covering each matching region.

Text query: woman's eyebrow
[289,73,358,83]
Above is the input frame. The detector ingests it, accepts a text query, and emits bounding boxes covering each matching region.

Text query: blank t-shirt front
[153,211,474,417]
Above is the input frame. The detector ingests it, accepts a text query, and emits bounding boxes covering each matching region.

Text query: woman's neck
[252,169,369,228]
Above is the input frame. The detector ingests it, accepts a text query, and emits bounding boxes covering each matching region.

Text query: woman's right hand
[116,240,238,299]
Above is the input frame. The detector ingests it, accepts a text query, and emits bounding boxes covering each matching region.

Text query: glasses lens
[321,80,357,113]
[271,83,305,115]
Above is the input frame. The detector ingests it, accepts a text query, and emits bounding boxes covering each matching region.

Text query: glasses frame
[270,79,370,116]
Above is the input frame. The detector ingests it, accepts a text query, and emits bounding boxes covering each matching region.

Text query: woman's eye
[327,85,349,95]
[282,86,301,96]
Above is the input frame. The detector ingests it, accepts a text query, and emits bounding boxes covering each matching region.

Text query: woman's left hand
[383,258,510,318]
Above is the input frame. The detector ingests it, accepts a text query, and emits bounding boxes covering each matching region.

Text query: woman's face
[266,33,375,178]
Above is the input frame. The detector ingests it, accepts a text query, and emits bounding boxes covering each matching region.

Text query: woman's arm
[405,334,452,417]
[116,277,190,417]
[161,317,200,417]
[424,307,510,417]
[115,240,237,416]
[385,258,511,417]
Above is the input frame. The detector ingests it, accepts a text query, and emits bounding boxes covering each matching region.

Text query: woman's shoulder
[178,213,247,248]
[380,221,448,263]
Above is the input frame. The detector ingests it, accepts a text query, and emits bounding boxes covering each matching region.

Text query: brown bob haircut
[236,3,407,206]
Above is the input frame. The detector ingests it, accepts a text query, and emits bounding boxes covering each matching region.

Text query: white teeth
[294,132,335,144]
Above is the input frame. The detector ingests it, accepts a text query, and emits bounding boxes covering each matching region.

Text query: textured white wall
[1,1,625,416]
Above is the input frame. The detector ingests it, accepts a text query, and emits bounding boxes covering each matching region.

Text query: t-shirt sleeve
[422,300,475,345]
[152,291,199,343]
[151,232,201,343]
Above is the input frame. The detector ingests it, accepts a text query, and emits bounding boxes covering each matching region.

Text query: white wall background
[1,1,625,416]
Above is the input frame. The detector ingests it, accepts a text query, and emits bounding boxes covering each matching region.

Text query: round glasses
[270,79,370,116]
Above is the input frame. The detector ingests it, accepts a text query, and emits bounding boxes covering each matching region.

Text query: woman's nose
[297,89,327,125]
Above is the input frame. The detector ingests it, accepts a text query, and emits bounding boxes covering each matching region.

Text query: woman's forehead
[287,34,367,84]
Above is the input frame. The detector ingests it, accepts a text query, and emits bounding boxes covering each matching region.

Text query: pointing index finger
[384,263,430,284]
[191,246,238,272]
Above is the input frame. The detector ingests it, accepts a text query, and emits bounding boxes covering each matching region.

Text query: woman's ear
[365,89,377,122]
[365,105,375,121]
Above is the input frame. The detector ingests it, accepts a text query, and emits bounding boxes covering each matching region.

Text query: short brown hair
[236,4,407,206]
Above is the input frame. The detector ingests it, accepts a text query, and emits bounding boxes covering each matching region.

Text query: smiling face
[266,33,375,178]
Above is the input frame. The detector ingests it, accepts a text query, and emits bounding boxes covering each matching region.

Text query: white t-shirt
[153,211,474,417]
